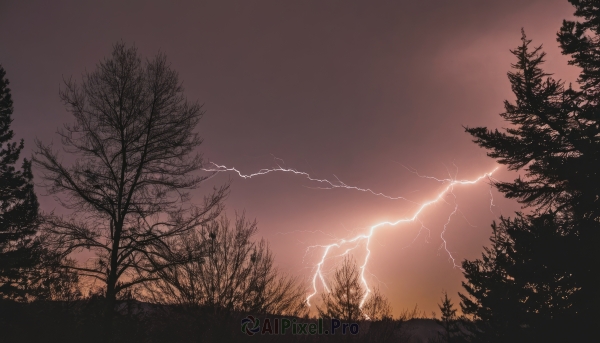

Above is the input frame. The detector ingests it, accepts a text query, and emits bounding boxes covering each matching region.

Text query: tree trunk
[104,222,122,341]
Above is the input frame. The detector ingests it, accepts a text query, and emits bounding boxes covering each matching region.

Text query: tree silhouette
[362,286,392,321]
[33,43,228,328]
[147,212,308,317]
[432,291,465,343]
[461,2,600,339]
[0,65,41,301]
[317,256,365,322]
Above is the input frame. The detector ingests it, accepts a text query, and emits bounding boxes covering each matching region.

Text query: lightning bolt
[203,160,498,312]
[203,162,416,202]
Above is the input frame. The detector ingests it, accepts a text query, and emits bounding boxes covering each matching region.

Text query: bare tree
[317,256,365,322]
[33,43,227,319]
[362,286,392,321]
[147,212,308,317]
[361,286,397,342]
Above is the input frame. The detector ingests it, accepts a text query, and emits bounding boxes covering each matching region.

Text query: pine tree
[460,2,600,339]
[461,216,582,342]
[434,291,464,343]
[0,65,41,301]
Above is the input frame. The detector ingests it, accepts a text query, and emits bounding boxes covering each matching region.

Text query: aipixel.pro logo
[241,316,359,336]
[241,315,261,336]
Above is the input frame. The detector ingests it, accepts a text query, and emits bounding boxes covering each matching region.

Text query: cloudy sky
[0,0,580,315]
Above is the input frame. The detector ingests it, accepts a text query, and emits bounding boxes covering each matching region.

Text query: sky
[0,0,581,315]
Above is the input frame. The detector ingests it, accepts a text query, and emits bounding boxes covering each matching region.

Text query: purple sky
[0,0,580,315]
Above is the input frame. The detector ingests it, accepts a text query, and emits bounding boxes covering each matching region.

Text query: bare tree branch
[145,213,308,317]
[33,42,228,312]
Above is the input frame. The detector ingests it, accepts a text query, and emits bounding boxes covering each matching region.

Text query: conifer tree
[0,65,41,301]
[433,291,464,343]
[461,2,600,339]
[460,220,528,342]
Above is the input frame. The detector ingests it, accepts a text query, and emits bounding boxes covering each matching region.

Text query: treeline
[2,1,600,342]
